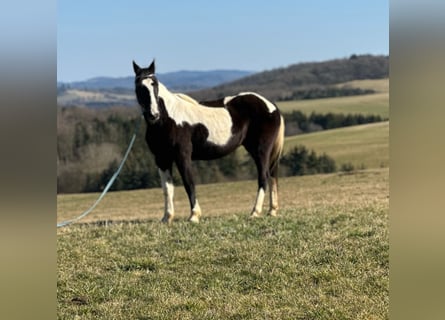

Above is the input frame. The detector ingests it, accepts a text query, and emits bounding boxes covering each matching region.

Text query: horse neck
[158,82,178,108]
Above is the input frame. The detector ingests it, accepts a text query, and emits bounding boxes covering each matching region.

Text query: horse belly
[191,139,240,160]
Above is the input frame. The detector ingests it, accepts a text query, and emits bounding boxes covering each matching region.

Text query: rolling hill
[277,78,389,118]
[189,54,389,101]
[57,70,253,108]
[283,121,389,169]
[57,54,388,108]
[59,69,253,91]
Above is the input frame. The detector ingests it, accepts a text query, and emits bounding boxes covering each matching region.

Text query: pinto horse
[133,60,285,223]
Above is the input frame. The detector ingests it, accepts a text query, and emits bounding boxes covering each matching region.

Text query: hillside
[190,54,389,102]
[277,77,389,119]
[59,70,253,91]
[58,55,388,108]
[57,70,253,108]
[57,89,136,108]
[284,121,389,169]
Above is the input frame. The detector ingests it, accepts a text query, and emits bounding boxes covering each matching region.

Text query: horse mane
[175,93,200,106]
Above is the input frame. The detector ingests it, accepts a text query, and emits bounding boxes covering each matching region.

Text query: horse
[133,60,285,223]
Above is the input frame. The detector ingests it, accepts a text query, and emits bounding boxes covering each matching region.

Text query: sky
[57,0,388,82]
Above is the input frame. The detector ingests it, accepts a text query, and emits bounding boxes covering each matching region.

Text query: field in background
[58,169,388,319]
[334,78,389,93]
[284,121,389,169]
[277,78,389,118]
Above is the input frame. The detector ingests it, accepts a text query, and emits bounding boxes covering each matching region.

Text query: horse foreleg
[251,187,266,218]
[159,168,175,223]
[175,156,201,223]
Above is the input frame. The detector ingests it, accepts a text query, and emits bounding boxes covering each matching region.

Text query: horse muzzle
[144,112,160,123]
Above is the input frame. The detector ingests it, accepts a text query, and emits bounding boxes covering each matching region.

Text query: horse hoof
[249,211,261,219]
[188,215,200,223]
[161,215,174,224]
[267,209,278,217]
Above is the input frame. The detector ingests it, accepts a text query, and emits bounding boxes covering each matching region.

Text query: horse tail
[269,114,285,174]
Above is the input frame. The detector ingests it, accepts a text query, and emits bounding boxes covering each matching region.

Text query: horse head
[133,60,161,122]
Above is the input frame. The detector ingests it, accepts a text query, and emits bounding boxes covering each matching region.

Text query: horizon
[58,53,388,84]
[58,1,388,82]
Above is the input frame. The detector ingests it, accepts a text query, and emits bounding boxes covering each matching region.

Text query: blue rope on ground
[57,116,143,228]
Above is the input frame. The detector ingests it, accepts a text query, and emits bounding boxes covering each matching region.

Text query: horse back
[199,98,226,108]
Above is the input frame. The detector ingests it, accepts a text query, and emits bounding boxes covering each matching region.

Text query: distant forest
[190,54,388,102]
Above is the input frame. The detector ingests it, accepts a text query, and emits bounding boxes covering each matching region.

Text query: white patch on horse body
[223,95,235,106]
[240,92,276,113]
[225,92,276,113]
[158,83,233,146]
[224,92,277,113]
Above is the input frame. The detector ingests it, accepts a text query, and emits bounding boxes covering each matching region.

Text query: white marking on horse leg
[159,169,174,223]
[268,177,279,216]
[189,200,201,223]
[250,188,265,218]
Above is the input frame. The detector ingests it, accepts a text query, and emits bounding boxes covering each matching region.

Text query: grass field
[277,93,389,119]
[58,78,389,318]
[284,121,389,170]
[276,79,389,119]
[58,168,388,319]
[334,79,389,93]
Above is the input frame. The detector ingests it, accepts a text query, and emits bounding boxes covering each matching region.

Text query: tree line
[279,86,374,101]
[57,107,376,194]
[282,110,385,136]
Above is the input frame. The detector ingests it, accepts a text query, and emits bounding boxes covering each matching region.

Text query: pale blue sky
[57,0,388,82]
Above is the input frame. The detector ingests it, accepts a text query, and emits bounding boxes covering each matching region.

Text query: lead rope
[57,115,144,228]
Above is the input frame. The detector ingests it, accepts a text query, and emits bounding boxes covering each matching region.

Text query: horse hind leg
[250,155,269,218]
[248,137,281,218]
[267,164,279,217]
[267,115,284,217]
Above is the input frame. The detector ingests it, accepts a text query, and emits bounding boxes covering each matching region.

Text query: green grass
[334,78,389,93]
[58,169,388,319]
[58,79,389,318]
[276,78,389,118]
[284,121,389,169]
[277,93,388,118]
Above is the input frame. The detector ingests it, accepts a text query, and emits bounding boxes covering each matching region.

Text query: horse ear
[133,60,141,74]
[148,59,155,74]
